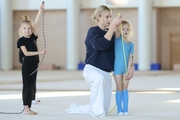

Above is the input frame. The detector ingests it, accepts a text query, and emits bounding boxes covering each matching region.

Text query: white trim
[12,0,180,10]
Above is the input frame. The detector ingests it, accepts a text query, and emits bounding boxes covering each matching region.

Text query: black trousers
[22,62,38,108]
[32,84,36,100]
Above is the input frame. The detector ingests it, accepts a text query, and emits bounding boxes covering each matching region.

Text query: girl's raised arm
[34,3,45,36]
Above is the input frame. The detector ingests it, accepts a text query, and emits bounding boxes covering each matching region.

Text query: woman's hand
[112,14,123,27]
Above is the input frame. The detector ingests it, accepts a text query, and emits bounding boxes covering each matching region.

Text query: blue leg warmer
[122,90,129,112]
[116,90,123,113]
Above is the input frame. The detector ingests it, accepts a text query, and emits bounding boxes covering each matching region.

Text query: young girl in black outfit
[17,3,45,115]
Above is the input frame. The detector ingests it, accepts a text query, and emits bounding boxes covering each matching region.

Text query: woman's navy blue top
[84,26,115,72]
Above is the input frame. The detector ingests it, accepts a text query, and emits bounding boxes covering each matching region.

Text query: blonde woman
[66,5,134,117]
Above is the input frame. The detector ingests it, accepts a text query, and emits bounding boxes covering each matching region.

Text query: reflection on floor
[0,70,180,120]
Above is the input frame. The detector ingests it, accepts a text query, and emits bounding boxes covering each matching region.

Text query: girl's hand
[126,66,134,80]
[40,2,45,10]
[39,50,46,55]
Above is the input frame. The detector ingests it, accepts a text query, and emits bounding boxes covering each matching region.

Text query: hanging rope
[121,26,128,83]
[0,108,24,114]
[29,1,46,77]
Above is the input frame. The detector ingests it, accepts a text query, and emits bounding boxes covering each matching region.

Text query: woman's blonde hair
[91,5,112,23]
[119,20,134,39]
[18,15,33,37]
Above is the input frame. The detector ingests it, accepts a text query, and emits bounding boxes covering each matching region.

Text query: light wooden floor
[0,70,180,120]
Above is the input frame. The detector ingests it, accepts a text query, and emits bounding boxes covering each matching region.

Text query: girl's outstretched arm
[20,46,46,56]
[33,3,45,36]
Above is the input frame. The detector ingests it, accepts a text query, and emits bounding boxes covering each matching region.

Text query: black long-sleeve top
[84,26,115,72]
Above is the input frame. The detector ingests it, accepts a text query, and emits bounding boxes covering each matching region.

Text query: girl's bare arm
[20,46,45,56]
[33,4,44,35]
[128,54,134,71]
[126,54,134,80]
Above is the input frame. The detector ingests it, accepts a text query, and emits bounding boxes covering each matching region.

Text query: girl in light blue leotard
[114,20,134,115]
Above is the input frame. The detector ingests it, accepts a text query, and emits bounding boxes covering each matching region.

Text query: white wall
[12,0,180,10]
[12,0,67,10]
[153,0,180,7]
[4,0,180,70]
[0,10,1,69]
